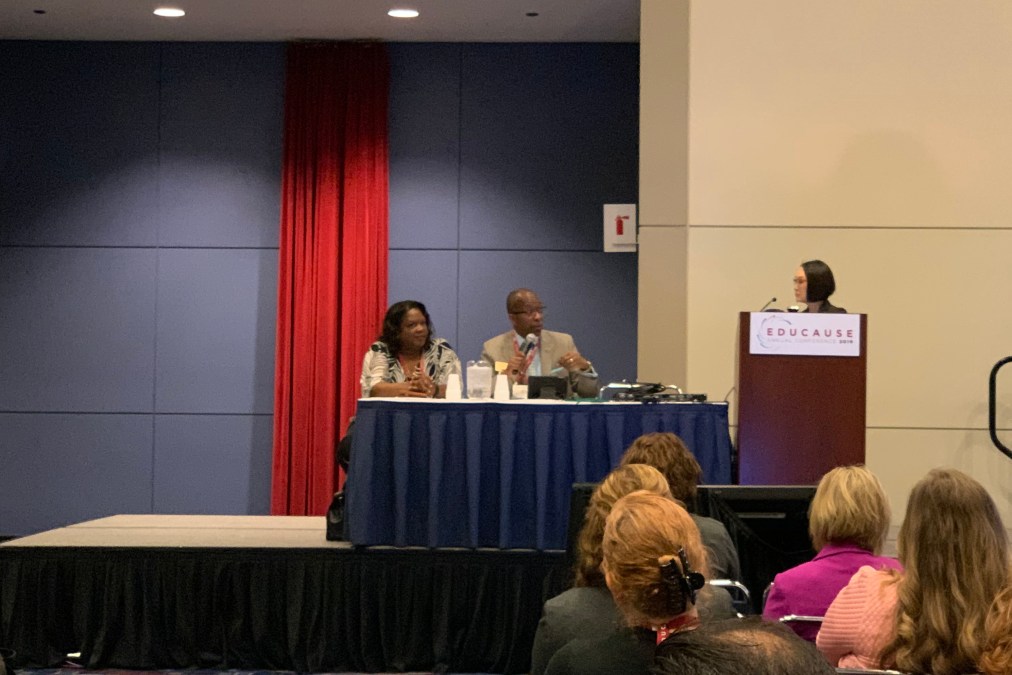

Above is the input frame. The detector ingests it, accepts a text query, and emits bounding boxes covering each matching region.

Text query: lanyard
[653,614,699,645]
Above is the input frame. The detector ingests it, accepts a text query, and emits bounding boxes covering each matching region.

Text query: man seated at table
[482,288,599,399]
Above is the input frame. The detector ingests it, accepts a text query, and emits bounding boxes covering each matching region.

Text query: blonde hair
[881,468,1009,675]
[980,583,1012,675]
[574,464,672,587]
[808,465,891,553]
[619,432,700,504]
[602,490,709,626]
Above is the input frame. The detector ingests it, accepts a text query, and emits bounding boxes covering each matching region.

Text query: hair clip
[659,548,705,611]
[659,556,681,585]
[658,556,687,613]
[677,548,705,604]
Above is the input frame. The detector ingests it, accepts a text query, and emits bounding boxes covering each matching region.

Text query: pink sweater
[816,565,900,669]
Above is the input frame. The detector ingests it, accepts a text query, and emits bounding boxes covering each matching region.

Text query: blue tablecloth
[345,399,732,550]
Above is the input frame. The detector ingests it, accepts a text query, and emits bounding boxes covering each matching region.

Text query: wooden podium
[736,312,867,485]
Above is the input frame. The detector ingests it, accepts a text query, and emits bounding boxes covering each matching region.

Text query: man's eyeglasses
[510,305,547,316]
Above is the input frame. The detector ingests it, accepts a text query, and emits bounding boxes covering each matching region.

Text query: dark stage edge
[0,516,571,673]
[18,671,491,675]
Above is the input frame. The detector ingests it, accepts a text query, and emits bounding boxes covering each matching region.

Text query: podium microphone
[759,297,777,312]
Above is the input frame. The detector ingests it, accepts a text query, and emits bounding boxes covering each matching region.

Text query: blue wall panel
[0,413,153,534]
[158,43,284,248]
[457,44,639,251]
[0,42,161,247]
[387,249,461,355]
[155,249,277,414]
[0,248,157,412]
[0,42,282,535]
[388,44,462,250]
[153,414,272,514]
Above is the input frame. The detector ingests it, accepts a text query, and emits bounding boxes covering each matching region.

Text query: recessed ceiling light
[33,8,46,13]
[153,7,185,17]
[526,12,539,17]
[388,8,419,18]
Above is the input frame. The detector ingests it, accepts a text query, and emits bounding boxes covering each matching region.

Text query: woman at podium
[793,260,846,313]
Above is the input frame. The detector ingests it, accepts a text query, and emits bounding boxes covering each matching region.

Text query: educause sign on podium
[737,312,867,484]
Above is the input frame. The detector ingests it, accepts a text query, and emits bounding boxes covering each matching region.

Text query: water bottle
[466,360,493,399]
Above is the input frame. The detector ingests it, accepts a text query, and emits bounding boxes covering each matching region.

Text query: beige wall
[640,0,1012,524]
[638,0,690,386]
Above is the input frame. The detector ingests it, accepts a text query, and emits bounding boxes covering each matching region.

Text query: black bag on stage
[326,491,346,541]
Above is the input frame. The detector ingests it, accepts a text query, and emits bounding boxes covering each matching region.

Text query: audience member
[620,432,741,580]
[482,288,598,398]
[980,583,1012,675]
[531,464,734,675]
[544,491,709,675]
[763,465,901,640]
[817,468,1010,674]
[360,300,460,398]
[654,617,836,675]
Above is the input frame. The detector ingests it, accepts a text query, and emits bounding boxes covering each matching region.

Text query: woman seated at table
[360,300,461,398]
[817,468,1010,674]
[763,465,901,641]
[543,490,710,675]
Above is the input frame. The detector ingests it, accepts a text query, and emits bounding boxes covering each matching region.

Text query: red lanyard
[653,614,699,644]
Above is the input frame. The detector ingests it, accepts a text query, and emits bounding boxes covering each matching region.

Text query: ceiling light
[153,7,185,17]
[387,8,419,18]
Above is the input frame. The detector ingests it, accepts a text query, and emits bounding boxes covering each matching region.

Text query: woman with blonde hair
[980,583,1012,675]
[763,465,901,640]
[817,468,1010,674]
[572,463,671,587]
[544,491,708,674]
[531,465,734,675]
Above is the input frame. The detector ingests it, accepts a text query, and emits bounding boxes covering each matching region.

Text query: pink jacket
[816,565,900,669]
[763,543,902,641]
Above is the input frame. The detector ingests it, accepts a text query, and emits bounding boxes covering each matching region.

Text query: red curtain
[271,43,389,515]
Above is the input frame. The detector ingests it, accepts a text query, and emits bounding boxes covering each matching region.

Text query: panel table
[346,398,733,549]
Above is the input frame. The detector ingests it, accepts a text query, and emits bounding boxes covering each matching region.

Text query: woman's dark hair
[379,300,433,356]
[655,618,836,674]
[801,260,836,303]
[619,433,701,506]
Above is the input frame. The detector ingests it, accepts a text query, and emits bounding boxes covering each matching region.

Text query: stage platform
[0,515,570,673]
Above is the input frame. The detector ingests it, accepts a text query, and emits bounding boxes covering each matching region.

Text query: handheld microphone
[523,333,538,355]
[759,297,777,311]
